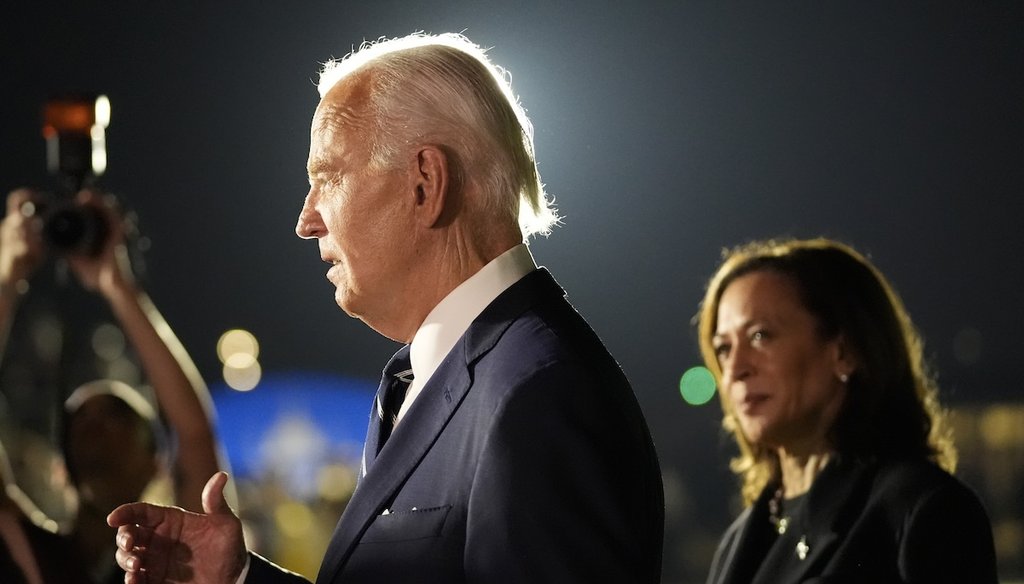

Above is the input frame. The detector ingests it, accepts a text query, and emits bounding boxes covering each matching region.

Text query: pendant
[796,535,809,560]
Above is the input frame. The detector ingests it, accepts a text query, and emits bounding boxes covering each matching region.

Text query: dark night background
[1,2,1022,582]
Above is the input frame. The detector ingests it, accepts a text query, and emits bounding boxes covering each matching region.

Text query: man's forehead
[312,92,374,143]
[308,103,367,173]
[315,71,374,123]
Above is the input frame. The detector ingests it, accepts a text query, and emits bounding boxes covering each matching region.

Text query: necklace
[767,488,790,534]
[768,487,811,561]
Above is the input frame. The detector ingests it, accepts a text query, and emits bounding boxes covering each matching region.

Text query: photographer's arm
[0,189,45,361]
[68,192,229,513]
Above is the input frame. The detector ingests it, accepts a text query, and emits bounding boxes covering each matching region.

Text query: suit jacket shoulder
[861,459,998,584]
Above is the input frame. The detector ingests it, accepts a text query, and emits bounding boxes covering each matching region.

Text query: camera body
[41,94,112,256]
[36,199,110,257]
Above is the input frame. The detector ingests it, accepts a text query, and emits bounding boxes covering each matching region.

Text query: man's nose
[295,194,324,239]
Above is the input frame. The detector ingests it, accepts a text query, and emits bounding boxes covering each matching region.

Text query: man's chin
[334,290,359,318]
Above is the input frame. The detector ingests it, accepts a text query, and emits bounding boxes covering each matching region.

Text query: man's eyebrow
[307,160,335,177]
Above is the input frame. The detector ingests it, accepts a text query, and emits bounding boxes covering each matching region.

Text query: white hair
[317,32,558,238]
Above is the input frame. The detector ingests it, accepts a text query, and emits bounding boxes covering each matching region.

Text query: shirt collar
[409,243,537,390]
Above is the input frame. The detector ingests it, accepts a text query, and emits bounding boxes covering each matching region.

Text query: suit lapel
[719,491,774,584]
[317,365,473,582]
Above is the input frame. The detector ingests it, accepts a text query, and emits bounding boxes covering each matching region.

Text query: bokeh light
[274,500,314,538]
[317,463,357,503]
[218,329,262,391]
[217,329,260,363]
[91,322,126,361]
[223,360,261,392]
[679,366,716,406]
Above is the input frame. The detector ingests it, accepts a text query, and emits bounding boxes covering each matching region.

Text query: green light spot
[679,366,717,406]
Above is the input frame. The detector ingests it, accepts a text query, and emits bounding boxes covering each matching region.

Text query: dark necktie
[359,349,411,480]
[378,368,413,449]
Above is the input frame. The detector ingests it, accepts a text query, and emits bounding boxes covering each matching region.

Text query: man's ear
[413,145,450,228]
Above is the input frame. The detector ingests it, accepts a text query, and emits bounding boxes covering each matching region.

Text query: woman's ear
[832,334,857,382]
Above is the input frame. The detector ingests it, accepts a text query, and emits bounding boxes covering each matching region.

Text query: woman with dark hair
[698,237,997,584]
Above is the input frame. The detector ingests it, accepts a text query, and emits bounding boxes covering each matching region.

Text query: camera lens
[43,204,109,256]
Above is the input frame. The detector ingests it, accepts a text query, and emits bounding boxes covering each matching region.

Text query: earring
[838,372,849,383]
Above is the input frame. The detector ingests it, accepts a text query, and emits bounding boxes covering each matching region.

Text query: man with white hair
[109,32,664,584]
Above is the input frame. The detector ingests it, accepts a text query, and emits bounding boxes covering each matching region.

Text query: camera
[34,198,110,257]
[40,94,112,256]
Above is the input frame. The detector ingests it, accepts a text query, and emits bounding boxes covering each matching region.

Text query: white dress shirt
[395,243,537,424]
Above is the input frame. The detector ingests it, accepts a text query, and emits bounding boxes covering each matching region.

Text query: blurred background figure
[0,187,230,584]
[696,238,998,583]
[0,439,66,584]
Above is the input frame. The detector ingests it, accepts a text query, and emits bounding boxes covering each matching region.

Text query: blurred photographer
[0,187,230,584]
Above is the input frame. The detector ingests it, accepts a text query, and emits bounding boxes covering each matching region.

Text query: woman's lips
[737,393,770,415]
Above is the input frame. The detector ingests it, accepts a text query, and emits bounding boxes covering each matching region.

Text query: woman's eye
[713,344,730,359]
[751,330,766,342]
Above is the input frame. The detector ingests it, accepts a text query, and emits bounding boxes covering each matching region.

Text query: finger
[202,471,233,515]
[116,528,132,551]
[6,188,37,215]
[115,525,148,552]
[108,501,167,529]
[115,545,137,572]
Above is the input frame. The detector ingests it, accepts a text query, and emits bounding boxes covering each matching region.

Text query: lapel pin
[796,536,809,560]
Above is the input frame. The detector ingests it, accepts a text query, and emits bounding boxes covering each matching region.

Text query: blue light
[210,371,376,480]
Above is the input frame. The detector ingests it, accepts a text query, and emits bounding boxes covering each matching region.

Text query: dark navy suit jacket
[706,456,998,584]
[248,268,664,583]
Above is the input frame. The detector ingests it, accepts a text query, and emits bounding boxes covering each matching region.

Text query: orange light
[43,99,95,135]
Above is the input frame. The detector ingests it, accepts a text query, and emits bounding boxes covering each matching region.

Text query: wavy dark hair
[696,238,956,505]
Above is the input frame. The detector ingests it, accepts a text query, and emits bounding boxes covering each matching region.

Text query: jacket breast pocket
[362,505,452,543]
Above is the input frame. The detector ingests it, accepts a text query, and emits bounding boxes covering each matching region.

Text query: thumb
[202,471,233,515]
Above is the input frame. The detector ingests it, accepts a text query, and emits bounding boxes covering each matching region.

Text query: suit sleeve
[898,480,998,584]
[463,360,661,584]
[244,552,312,584]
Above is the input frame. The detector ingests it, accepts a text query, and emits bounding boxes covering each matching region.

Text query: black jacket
[707,456,997,584]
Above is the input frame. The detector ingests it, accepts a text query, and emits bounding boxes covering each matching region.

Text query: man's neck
[387,227,521,342]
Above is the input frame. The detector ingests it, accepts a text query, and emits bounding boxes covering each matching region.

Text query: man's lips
[322,257,342,281]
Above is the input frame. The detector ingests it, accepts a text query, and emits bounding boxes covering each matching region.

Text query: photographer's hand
[0,189,46,293]
[65,190,133,297]
[0,188,46,360]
